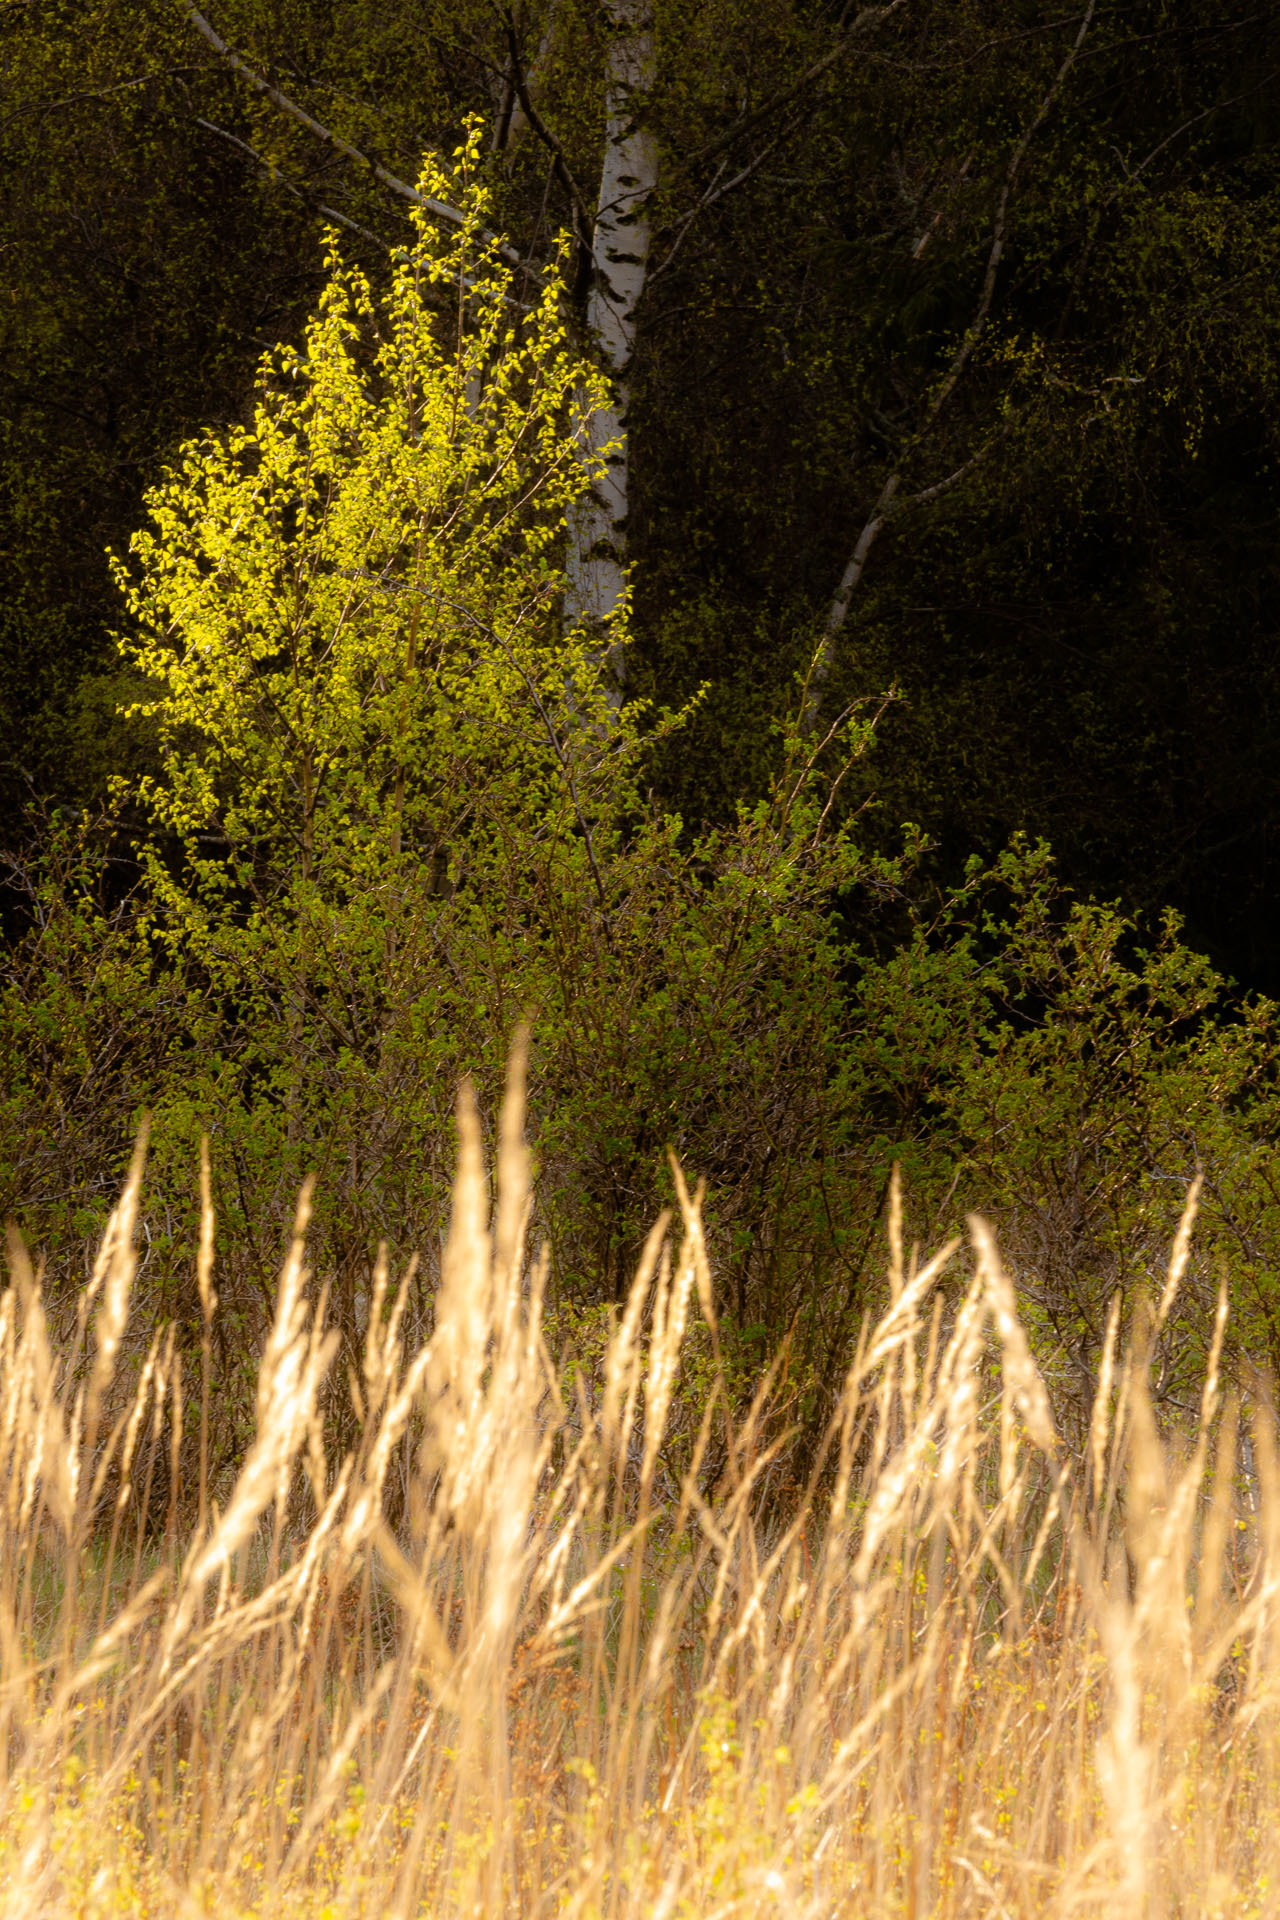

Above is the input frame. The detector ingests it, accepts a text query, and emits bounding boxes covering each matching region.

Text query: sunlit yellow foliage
[110,123,618,960]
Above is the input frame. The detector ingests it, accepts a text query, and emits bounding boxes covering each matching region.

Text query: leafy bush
[4,136,1280,1414]
[1,134,897,1372]
[849,841,1280,1421]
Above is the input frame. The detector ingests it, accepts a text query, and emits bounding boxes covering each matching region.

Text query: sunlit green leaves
[108,130,626,1009]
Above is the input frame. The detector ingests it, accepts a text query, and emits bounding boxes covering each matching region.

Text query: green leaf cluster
[9,152,887,1355]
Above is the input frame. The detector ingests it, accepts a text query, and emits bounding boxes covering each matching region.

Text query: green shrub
[5,135,1280,1419]
[849,841,1280,1421]
[1,134,898,1375]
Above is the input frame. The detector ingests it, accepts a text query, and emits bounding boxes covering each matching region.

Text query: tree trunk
[565,0,659,679]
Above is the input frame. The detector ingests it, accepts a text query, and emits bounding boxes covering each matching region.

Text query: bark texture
[565,0,659,669]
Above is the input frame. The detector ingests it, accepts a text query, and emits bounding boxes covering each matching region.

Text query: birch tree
[563,0,659,658]
[176,0,903,687]
[181,0,658,672]
[801,0,1099,734]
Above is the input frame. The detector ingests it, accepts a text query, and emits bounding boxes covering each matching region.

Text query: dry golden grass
[0,1049,1277,1917]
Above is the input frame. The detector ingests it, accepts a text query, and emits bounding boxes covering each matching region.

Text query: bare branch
[499,10,594,260]
[680,0,909,176]
[182,2,523,265]
[805,0,1099,731]
[916,0,1098,438]
[650,5,909,300]
[1053,67,1280,345]
[192,117,389,250]
[649,137,785,285]
[490,0,564,154]
[0,70,201,139]
[808,473,900,714]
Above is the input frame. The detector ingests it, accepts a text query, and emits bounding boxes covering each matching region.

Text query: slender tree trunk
[565,0,658,678]
[803,0,1098,737]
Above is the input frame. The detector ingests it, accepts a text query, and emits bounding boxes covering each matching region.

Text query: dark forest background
[4,0,1279,982]
[4,0,1280,1429]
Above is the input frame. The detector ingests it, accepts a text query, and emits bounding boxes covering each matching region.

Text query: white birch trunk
[565,0,659,676]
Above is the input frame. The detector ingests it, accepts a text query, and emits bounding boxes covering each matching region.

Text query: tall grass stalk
[0,1054,1275,1916]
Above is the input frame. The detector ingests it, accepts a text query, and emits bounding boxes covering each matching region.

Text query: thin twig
[183,1,523,265]
[192,118,388,250]
[499,10,594,261]
[678,0,909,176]
[805,0,1099,729]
